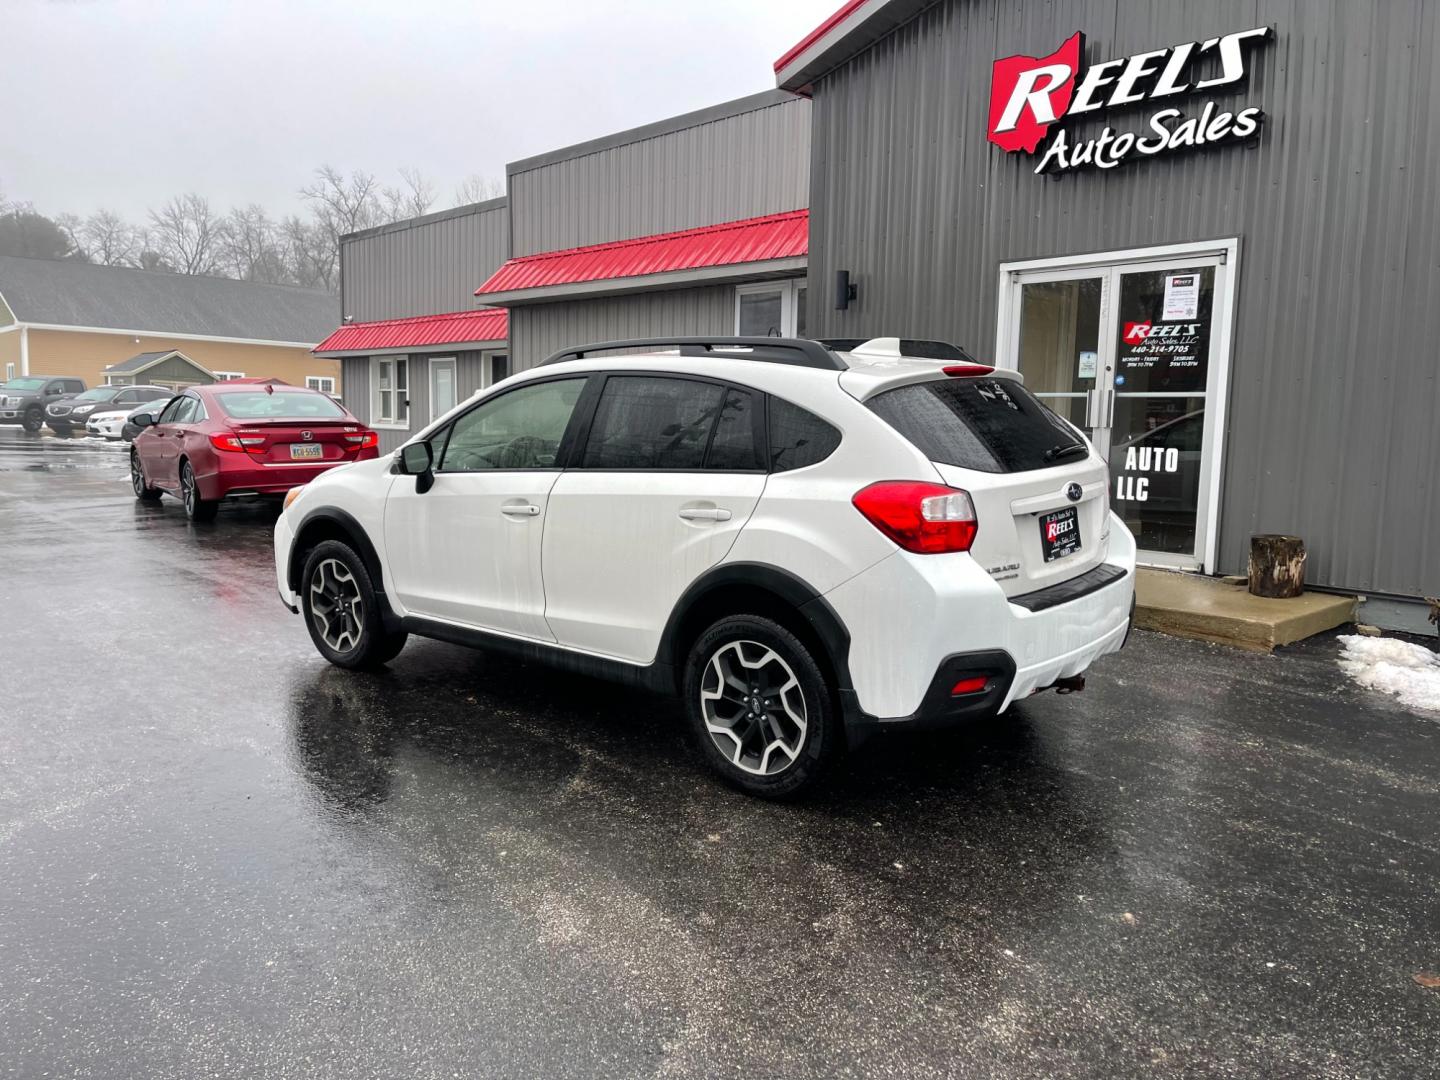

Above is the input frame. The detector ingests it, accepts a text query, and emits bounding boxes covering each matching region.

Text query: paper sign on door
[1162,273,1200,320]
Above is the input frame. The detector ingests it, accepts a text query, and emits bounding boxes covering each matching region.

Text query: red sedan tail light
[852,481,978,554]
[343,430,379,450]
[209,432,264,454]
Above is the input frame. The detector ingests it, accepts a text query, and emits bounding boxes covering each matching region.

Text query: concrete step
[1134,568,1356,653]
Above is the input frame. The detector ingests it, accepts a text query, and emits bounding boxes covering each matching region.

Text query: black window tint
[768,397,841,471]
[706,388,761,471]
[582,377,723,470]
[868,377,1082,473]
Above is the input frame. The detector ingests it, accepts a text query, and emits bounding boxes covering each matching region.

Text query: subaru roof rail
[540,336,848,371]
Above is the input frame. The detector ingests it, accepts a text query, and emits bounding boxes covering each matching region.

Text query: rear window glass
[768,398,841,472]
[582,377,724,470]
[215,391,346,420]
[868,377,1083,473]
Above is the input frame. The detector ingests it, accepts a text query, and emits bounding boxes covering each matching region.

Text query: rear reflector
[942,363,996,377]
[950,676,989,696]
[851,481,978,554]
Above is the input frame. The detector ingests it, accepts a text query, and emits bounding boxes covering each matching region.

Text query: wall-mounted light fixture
[834,270,858,311]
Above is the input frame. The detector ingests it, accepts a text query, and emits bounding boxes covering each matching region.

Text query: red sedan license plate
[1040,506,1081,562]
[290,443,323,460]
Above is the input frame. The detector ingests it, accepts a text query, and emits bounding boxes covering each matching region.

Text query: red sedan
[130,383,379,521]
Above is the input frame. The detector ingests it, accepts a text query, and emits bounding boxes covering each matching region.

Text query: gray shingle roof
[0,256,339,344]
[106,350,181,373]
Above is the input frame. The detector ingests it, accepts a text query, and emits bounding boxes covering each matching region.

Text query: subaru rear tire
[301,539,408,670]
[682,614,840,798]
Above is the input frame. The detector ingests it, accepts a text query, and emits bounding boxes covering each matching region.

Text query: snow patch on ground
[1337,634,1440,713]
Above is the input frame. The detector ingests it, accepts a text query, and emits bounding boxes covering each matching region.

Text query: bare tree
[454,174,504,206]
[81,209,142,266]
[280,214,335,292]
[382,166,437,221]
[147,194,225,275]
[222,204,291,283]
[54,213,90,261]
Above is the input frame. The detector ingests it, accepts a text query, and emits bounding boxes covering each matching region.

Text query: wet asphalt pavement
[1,427,1438,1079]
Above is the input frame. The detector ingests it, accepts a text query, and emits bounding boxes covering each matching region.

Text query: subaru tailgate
[864,374,1113,597]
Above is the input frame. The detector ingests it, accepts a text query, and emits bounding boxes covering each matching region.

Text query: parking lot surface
[2,428,1438,1079]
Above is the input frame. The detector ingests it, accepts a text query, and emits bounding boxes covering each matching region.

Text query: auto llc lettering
[1115,445,1180,502]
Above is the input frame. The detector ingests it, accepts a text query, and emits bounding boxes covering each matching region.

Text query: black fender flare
[655,562,854,692]
[290,507,398,628]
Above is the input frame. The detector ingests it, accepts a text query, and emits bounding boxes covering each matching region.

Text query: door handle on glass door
[500,501,541,517]
[678,507,732,522]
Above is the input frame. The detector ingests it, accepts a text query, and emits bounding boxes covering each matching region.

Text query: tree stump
[1249,535,1306,598]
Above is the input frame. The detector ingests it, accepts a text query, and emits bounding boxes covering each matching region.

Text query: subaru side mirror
[397,441,435,493]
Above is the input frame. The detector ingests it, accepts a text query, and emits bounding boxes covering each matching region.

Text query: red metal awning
[475,210,808,299]
[314,308,508,354]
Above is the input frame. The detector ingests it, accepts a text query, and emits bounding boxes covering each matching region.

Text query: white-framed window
[735,279,807,337]
[373,355,409,427]
[305,375,337,394]
[212,371,246,381]
[4,362,14,381]
[484,351,510,388]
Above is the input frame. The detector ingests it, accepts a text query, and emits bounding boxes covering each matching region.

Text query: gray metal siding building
[341,199,509,323]
[783,0,1440,602]
[319,199,512,453]
[484,90,812,372]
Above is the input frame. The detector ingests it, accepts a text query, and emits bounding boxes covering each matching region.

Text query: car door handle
[500,501,541,517]
[678,507,732,522]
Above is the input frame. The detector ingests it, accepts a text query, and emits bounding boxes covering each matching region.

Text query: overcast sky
[1,0,835,222]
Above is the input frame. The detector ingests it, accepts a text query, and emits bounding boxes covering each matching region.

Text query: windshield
[76,387,121,401]
[3,378,46,391]
[215,391,346,420]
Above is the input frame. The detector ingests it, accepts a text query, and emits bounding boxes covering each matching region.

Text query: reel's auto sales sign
[988,26,1272,174]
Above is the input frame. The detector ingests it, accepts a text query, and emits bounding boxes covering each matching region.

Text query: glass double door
[1001,253,1229,570]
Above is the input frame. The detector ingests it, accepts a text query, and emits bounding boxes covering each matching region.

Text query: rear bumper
[198,460,351,500]
[827,511,1137,733]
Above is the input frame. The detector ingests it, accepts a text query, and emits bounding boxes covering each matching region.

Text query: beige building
[0,255,341,394]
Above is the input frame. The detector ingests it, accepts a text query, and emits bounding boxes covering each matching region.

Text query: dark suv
[0,376,87,432]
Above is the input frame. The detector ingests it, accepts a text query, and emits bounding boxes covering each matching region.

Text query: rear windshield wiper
[1044,442,1088,463]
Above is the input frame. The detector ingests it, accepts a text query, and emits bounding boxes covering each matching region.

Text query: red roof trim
[475,210,808,297]
[314,308,507,354]
[774,0,869,73]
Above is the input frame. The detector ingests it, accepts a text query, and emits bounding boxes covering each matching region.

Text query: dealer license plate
[1039,506,1081,562]
[290,443,323,460]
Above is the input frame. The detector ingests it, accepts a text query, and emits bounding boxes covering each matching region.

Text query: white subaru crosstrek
[274,337,1136,796]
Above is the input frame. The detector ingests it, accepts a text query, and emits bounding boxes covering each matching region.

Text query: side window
[157,398,184,423]
[581,377,723,470]
[46,382,65,396]
[172,397,198,424]
[768,397,841,472]
[706,388,762,471]
[437,378,586,472]
[114,390,136,405]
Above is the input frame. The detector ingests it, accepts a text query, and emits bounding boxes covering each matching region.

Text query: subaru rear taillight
[851,481,978,554]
